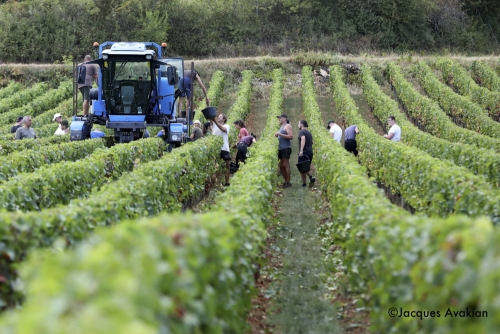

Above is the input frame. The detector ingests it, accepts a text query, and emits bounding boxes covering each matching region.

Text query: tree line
[0,0,498,63]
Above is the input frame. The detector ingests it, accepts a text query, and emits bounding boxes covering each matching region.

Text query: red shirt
[239,128,249,140]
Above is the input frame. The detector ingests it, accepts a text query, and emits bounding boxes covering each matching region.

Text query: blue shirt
[90,130,105,139]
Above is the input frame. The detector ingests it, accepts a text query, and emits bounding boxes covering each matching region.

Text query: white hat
[53,113,62,121]
[193,120,201,125]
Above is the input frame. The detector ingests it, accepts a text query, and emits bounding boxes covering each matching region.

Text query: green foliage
[0,82,23,99]
[30,98,72,128]
[0,136,70,155]
[387,62,500,152]
[0,74,281,329]
[0,81,72,134]
[0,64,72,87]
[415,61,500,138]
[363,63,500,187]
[226,70,254,146]
[437,58,500,120]
[304,65,500,333]
[0,135,224,309]
[205,70,282,332]
[0,138,105,183]
[291,52,339,67]
[1,0,497,61]
[1,212,247,333]
[0,82,48,115]
[0,138,165,212]
[329,65,500,222]
[196,71,225,124]
[472,60,500,92]
[33,123,63,138]
[0,0,168,63]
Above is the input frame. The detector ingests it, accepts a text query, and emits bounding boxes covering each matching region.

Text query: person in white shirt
[327,120,342,143]
[54,119,69,136]
[53,113,62,132]
[384,115,401,142]
[211,113,231,186]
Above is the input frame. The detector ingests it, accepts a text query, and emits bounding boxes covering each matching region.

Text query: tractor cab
[71,42,193,146]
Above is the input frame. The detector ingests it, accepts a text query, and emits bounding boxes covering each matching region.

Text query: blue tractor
[71,41,195,147]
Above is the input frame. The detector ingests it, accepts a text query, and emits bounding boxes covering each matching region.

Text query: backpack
[77,65,86,85]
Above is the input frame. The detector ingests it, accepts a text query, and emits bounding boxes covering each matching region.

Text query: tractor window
[114,62,150,81]
[102,60,152,115]
[157,58,184,89]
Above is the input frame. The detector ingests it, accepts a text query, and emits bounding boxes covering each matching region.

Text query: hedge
[415,61,500,138]
[0,81,72,134]
[363,63,500,187]
[0,138,165,212]
[437,58,500,121]
[471,60,500,93]
[330,65,500,222]
[0,70,283,332]
[0,138,105,183]
[387,62,500,152]
[303,65,499,333]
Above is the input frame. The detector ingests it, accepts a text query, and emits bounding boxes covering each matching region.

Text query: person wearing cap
[54,120,70,136]
[15,116,36,140]
[327,120,342,143]
[274,113,293,188]
[11,116,23,133]
[190,120,203,141]
[53,112,63,131]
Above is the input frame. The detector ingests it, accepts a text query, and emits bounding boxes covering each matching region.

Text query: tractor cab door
[152,58,183,116]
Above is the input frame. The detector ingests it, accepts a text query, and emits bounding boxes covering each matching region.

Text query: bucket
[201,106,217,120]
[296,156,311,173]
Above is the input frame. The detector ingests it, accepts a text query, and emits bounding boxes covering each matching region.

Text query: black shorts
[79,86,90,101]
[344,139,358,156]
[220,150,231,161]
[298,152,313,164]
[236,142,249,163]
[278,147,292,159]
[178,77,192,98]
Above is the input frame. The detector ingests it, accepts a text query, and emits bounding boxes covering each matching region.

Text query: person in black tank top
[297,120,316,187]
[275,114,293,187]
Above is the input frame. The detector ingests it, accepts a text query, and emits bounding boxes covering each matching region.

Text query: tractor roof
[102,42,156,56]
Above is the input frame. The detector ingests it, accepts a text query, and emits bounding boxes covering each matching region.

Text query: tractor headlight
[145,54,152,60]
[102,54,108,60]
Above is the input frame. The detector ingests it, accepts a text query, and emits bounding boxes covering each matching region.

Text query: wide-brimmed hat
[53,113,62,121]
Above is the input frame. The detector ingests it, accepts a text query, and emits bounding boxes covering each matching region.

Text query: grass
[264,96,341,334]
